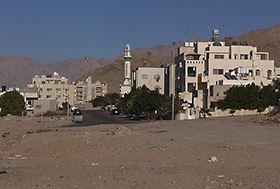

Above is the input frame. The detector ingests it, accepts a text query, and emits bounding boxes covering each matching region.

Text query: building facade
[132,67,166,95]
[175,29,275,108]
[28,72,75,108]
[74,76,107,104]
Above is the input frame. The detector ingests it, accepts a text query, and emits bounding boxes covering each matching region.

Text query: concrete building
[19,87,39,115]
[120,43,132,97]
[132,67,166,94]
[175,29,275,108]
[27,72,75,108]
[74,76,107,104]
[33,99,57,115]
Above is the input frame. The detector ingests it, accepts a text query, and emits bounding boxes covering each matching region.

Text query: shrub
[0,91,25,117]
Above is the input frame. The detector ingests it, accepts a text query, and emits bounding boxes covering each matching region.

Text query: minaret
[120,43,132,96]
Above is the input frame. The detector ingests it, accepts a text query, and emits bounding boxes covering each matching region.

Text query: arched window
[256,69,261,76]
[234,54,238,59]
[154,75,160,82]
[142,74,148,79]
[267,70,272,79]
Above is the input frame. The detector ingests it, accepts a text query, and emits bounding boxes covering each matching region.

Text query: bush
[0,91,25,117]
[120,86,182,120]
[211,83,279,112]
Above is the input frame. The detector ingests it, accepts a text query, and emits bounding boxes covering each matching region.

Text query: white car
[71,105,77,112]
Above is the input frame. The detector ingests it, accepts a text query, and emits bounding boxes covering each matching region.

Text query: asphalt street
[62,109,142,127]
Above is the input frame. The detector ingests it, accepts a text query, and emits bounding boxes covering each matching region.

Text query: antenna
[127,38,129,44]
[223,24,226,40]
[184,29,190,41]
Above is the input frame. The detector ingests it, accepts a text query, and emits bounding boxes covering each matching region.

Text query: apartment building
[175,29,275,108]
[74,76,107,104]
[28,72,75,108]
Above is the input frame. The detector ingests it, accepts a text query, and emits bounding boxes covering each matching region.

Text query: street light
[67,65,71,121]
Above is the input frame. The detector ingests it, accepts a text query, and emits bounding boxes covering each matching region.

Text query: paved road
[62,110,142,127]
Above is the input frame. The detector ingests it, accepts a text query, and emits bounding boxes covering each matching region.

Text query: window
[240,54,248,60]
[261,54,267,60]
[154,75,160,82]
[56,95,61,99]
[96,87,102,93]
[33,81,36,85]
[213,69,224,75]
[47,88,52,91]
[61,81,65,85]
[41,81,45,84]
[234,54,238,59]
[186,56,194,60]
[46,95,52,99]
[214,55,224,59]
[40,88,43,91]
[256,69,261,76]
[56,88,62,92]
[54,80,59,84]
[142,74,148,79]
[187,83,196,93]
[267,70,272,79]
[210,86,213,96]
[187,67,196,77]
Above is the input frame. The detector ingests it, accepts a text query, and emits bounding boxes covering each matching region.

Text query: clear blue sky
[0,0,279,63]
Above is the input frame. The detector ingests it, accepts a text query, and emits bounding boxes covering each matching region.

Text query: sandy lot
[0,114,280,189]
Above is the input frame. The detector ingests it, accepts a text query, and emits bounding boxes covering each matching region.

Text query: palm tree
[200,108,212,118]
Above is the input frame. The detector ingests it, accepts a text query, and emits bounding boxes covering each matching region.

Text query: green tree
[104,93,120,106]
[0,91,25,117]
[120,86,162,119]
[212,83,279,112]
[91,96,106,107]
[119,86,182,120]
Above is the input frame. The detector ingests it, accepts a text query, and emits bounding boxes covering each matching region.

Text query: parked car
[100,106,106,111]
[71,105,77,112]
[73,109,83,123]
[73,108,81,115]
[111,108,120,115]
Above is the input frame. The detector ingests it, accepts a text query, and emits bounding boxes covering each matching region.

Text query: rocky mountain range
[0,55,116,88]
[0,23,279,92]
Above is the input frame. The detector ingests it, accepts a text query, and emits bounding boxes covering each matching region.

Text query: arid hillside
[1,23,280,89]
[0,55,52,87]
[79,48,174,93]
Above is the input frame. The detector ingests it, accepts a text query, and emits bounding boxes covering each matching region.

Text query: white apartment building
[74,76,107,104]
[132,67,166,95]
[28,72,75,108]
[175,29,275,108]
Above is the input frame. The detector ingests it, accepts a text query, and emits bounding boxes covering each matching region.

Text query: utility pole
[172,42,176,121]
[67,66,70,121]
[41,103,43,125]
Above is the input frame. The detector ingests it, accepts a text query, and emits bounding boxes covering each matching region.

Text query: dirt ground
[1,114,280,189]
